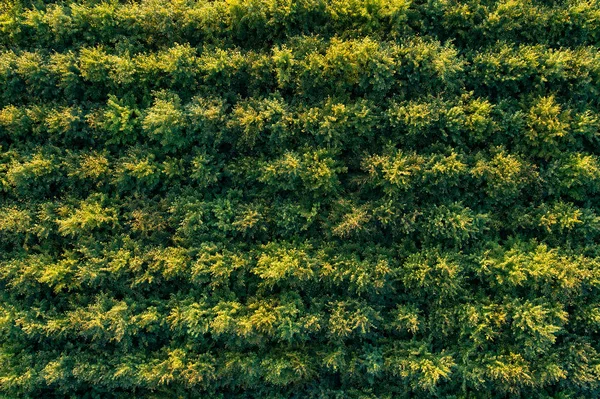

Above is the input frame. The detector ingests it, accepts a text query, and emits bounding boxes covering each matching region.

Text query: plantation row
[1,0,599,51]
[2,40,600,105]
[2,177,600,246]
[1,93,598,153]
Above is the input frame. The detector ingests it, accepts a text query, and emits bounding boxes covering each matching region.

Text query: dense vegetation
[1,0,600,397]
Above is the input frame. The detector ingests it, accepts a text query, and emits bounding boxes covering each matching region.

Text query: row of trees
[1,94,598,150]
[1,0,599,50]
[2,40,600,105]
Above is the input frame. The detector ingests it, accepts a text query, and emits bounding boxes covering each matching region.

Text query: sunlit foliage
[1,0,600,398]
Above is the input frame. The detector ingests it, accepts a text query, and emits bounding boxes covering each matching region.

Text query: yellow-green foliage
[1,1,600,398]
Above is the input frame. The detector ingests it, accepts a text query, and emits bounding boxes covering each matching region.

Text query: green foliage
[1,1,600,398]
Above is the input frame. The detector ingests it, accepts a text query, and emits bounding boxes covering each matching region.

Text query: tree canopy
[1,0,600,398]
